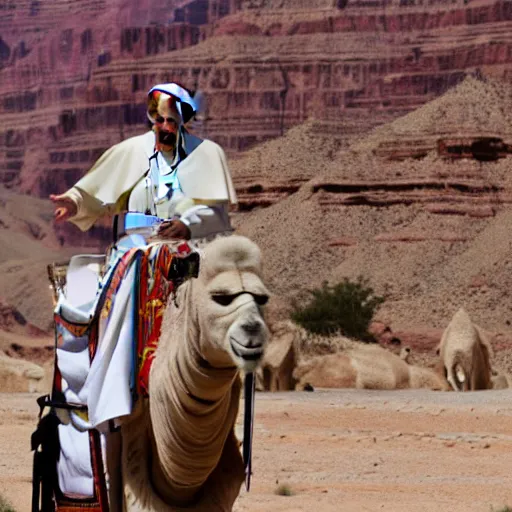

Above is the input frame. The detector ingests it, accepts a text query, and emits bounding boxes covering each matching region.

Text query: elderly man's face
[154,100,180,151]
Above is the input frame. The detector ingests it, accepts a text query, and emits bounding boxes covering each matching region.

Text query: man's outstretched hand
[157,219,191,240]
[49,194,78,223]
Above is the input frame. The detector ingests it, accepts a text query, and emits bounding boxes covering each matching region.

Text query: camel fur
[114,236,270,511]
[256,320,298,391]
[399,346,450,391]
[293,343,449,391]
[438,307,493,391]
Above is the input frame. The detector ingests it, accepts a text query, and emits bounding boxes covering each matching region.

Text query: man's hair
[147,91,181,124]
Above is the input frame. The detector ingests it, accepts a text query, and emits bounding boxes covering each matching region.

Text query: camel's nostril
[241,322,261,335]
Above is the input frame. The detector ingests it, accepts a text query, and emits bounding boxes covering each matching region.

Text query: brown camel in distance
[438,307,493,391]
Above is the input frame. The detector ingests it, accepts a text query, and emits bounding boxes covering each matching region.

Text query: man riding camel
[34,84,239,512]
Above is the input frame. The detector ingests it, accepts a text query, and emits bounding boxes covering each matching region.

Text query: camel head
[191,235,270,373]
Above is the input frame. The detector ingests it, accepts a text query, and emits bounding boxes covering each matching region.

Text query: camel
[256,324,359,392]
[112,235,270,511]
[399,346,450,391]
[438,307,493,391]
[407,364,449,391]
[293,343,449,391]
[256,320,298,392]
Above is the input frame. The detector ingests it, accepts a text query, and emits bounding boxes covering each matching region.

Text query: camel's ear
[434,343,441,357]
[399,346,411,361]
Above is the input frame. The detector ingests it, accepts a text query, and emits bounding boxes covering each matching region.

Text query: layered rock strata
[232,76,512,336]
[1,0,512,207]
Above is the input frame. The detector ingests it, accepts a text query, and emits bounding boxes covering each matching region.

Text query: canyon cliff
[2,1,512,346]
[1,0,512,203]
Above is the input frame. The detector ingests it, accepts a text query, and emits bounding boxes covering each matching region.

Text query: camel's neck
[147,295,241,506]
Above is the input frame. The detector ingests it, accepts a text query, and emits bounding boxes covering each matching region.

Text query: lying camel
[117,236,270,511]
[438,307,493,391]
[399,346,450,390]
[293,343,449,391]
[257,326,366,392]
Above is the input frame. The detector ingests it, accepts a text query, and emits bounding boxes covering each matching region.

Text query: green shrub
[291,277,385,340]
[491,506,512,512]
[0,494,16,512]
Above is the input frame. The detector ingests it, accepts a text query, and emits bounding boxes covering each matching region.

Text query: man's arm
[179,203,233,240]
[50,190,79,222]
[157,202,233,241]
[49,132,154,232]
[50,187,118,232]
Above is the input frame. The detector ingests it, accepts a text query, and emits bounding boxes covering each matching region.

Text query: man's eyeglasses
[154,116,178,126]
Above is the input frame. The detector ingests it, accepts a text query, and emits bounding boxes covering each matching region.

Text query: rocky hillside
[1,0,512,207]
[1,0,512,369]
[232,76,512,342]
[0,185,98,331]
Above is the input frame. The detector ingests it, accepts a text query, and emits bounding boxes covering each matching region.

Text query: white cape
[65,131,237,231]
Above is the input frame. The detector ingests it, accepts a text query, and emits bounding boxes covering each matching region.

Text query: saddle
[32,216,200,512]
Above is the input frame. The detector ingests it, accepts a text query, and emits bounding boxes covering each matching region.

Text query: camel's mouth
[229,337,264,361]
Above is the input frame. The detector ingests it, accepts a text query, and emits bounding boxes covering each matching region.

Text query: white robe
[54,129,238,496]
[63,130,237,239]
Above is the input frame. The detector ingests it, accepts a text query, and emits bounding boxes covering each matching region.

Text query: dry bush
[0,495,16,512]
[296,328,360,357]
[274,484,295,496]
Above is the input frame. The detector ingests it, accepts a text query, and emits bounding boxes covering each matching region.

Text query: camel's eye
[253,294,269,306]
[211,294,236,306]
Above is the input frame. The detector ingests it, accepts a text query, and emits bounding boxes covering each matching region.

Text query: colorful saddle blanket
[31,241,199,512]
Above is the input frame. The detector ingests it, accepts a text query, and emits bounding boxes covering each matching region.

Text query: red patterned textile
[36,242,195,512]
[137,242,192,397]
[52,298,108,512]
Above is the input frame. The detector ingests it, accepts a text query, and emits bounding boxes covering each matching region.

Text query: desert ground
[1,389,511,512]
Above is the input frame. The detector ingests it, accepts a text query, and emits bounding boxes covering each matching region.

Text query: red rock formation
[388,328,444,353]
[236,183,302,210]
[2,0,512,216]
[327,236,358,247]
[4,1,512,347]
[0,299,47,337]
[228,76,512,341]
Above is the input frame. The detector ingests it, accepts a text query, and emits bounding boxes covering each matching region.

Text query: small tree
[291,276,385,341]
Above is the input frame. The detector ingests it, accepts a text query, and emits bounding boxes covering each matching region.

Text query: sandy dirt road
[1,389,511,512]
